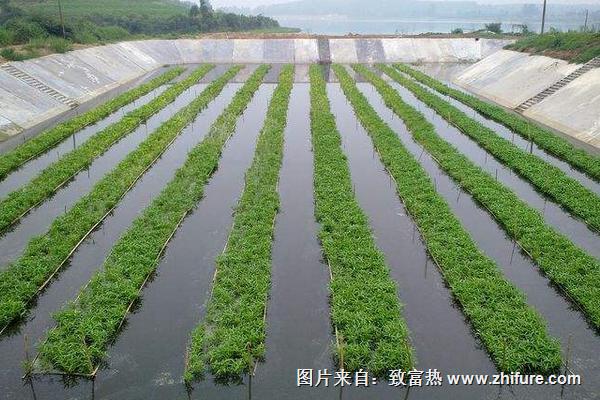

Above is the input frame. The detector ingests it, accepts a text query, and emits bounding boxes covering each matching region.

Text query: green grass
[394,64,600,182]
[382,65,600,232]
[505,31,600,63]
[0,67,183,182]
[309,65,414,377]
[185,65,294,384]
[14,0,189,18]
[0,46,39,60]
[37,65,269,376]
[355,64,600,333]
[0,65,209,234]
[339,65,562,373]
[0,65,240,333]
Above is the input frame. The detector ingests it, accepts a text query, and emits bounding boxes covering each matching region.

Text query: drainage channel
[89,85,273,400]
[329,83,498,400]
[0,80,241,400]
[0,84,170,198]
[406,74,600,196]
[0,78,218,269]
[253,84,336,399]
[358,81,600,400]
[385,78,600,260]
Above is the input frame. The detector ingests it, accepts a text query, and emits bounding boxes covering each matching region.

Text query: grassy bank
[505,31,600,63]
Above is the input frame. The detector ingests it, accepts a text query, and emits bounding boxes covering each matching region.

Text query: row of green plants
[340,65,562,373]
[0,67,183,180]
[184,65,295,383]
[394,64,600,181]
[355,65,600,332]
[0,65,211,234]
[381,65,600,232]
[37,65,269,375]
[308,65,414,376]
[0,65,242,333]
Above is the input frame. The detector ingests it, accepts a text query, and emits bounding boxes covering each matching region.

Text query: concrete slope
[454,50,579,109]
[454,49,600,150]
[525,67,600,148]
[0,37,508,140]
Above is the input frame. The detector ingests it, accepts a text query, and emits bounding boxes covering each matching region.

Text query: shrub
[5,17,47,43]
[47,37,72,53]
[0,47,37,61]
[485,22,503,34]
[0,27,14,45]
[95,25,130,42]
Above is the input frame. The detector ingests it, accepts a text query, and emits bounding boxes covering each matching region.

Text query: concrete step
[0,63,79,109]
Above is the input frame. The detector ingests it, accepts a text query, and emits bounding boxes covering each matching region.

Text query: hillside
[12,0,190,17]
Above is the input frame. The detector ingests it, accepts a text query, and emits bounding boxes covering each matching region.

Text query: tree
[484,22,503,34]
[189,4,200,18]
[200,0,213,19]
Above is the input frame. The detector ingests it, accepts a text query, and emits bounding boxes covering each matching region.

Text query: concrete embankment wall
[454,50,600,149]
[0,37,507,139]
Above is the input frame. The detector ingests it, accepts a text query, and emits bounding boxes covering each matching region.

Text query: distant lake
[274,15,598,34]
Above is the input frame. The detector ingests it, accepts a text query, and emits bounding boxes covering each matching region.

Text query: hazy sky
[210,0,600,6]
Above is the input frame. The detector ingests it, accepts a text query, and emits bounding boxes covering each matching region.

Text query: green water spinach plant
[354,64,600,333]
[394,63,600,182]
[335,64,562,373]
[0,65,243,333]
[0,65,213,234]
[36,65,270,376]
[307,65,414,377]
[0,67,184,181]
[381,64,600,232]
[184,65,295,384]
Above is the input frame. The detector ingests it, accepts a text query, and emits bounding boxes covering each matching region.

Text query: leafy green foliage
[0,65,240,332]
[185,65,294,383]
[310,65,415,377]
[506,31,600,63]
[385,65,600,232]
[3,1,280,46]
[37,65,269,375]
[357,64,600,333]
[394,64,600,181]
[0,67,183,181]
[343,65,562,373]
[0,66,209,234]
